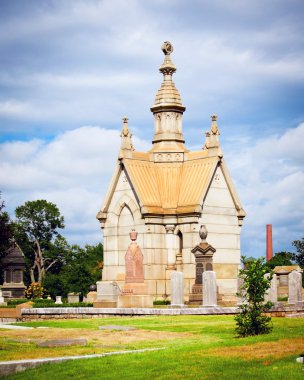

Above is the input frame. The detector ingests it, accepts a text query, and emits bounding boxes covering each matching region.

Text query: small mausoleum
[97,42,246,303]
[1,243,26,299]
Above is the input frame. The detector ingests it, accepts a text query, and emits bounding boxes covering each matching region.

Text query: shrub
[25,282,46,299]
[153,299,171,305]
[235,256,273,337]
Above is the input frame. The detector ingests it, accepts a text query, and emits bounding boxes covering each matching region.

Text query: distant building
[97,42,246,302]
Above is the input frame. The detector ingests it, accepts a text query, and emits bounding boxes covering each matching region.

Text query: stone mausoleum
[96,42,246,303]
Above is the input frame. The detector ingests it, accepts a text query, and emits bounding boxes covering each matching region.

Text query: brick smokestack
[266,224,273,261]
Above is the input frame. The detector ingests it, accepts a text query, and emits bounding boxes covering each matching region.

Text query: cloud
[1,122,303,257]
[0,125,150,246]
[225,122,304,256]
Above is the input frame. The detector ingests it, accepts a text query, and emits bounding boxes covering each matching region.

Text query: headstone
[202,271,217,307]
[170,271,184,307]
[67,293,80,303]
[125,230,144,283]
[264,273,277,303]
[55,296,63,304]
[288,271,302,304]
[96,282,120,301]
[0,289,6,305]
[86,291,97,303]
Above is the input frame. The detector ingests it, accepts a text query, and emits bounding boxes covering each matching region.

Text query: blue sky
[0,0,303,258]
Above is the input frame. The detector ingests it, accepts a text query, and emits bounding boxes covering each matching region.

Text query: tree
[0,195,13,258]
[15,200,65,283]
[292,238,304,267]
[265,251,294,270]
[59,243,103,298]
[235,256,273,337]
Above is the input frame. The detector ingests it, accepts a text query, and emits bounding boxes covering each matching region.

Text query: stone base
[122,283,148,295]
[117,295,153,308]
[188,284,202,304]
[93,301,117,308]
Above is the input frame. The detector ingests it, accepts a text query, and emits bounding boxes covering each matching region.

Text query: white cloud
[225,122,304,256]
[1,123,303,256]
[0,125,150,246]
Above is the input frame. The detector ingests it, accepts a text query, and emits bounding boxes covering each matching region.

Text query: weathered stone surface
[170,271,184,307]
[67,293,80,303]
[98,325,136,331]
[288,271,302,304]
[202,271,217,307]
[55,296,62,304]
[264,273,277,303]
[125,241,144,283]
[96,281,120,301]
[38,339,87,347]
[86,291,97,303]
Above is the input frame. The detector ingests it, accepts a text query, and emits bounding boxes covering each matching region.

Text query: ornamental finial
[161,41,173,55]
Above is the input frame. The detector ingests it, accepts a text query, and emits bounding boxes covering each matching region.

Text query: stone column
[202,271,217,307]
[264,273,277,303]
[165,225,176,270]
[288,271,302,304]
[171,271,184,307]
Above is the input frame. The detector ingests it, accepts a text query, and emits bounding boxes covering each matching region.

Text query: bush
[32,301,93,308]
[7,299,28,306]
[235,256,273,337]
[25,282,46,299]
[153,299,171,305]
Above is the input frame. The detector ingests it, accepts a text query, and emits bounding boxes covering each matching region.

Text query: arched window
[177,230,183,254]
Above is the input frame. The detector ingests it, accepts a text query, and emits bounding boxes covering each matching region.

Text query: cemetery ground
[1,315,303,379]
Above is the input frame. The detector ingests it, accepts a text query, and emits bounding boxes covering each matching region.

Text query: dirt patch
[205,338,304,360]
[0,327,191,344]
[0,327,194,361]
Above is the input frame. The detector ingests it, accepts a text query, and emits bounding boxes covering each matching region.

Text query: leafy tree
[15,200,65,283]
[0,195,13,258]
[235,256,273,337]
[265,251,294,270]
[292,238,304,267]
[59,243,103,298]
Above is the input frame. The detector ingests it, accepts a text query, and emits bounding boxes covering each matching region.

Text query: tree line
[0,196,103,299]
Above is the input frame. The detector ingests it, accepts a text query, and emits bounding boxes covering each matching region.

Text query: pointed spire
[203,115,222,156]
[150,42,186,151]
[151,41,185,113]
[119,116,134,158]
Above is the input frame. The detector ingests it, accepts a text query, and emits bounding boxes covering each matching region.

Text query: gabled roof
[123,154,218,215]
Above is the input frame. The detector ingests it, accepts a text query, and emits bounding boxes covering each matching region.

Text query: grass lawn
[1,315,303,379]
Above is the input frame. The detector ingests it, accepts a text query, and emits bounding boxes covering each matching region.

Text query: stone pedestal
[0,290,6,305]
[202,271,217,307]
[171,271,184,307]
[94,281,120,308]
[55,296,63,304]
[67,293,80,303]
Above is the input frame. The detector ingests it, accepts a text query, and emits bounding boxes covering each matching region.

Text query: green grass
[4,316,304,379]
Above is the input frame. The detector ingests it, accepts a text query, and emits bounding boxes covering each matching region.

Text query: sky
[0,0,303,258]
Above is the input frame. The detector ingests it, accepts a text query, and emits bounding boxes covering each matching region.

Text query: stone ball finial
[199,225,208,241]
[129,229,137,241]
[162,41,173,55]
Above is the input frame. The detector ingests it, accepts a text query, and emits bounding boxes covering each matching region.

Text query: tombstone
[67,293,80,303]
[0,289,6,305]
[117,229,153,308]
[94,281,121,307]
[202,271,217,307]
[288,271,302,304]
[264,273,277,304]
[189,225,216,304]
[170,271,184,307]
[55,296,63,304]
[86,291,97,303]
